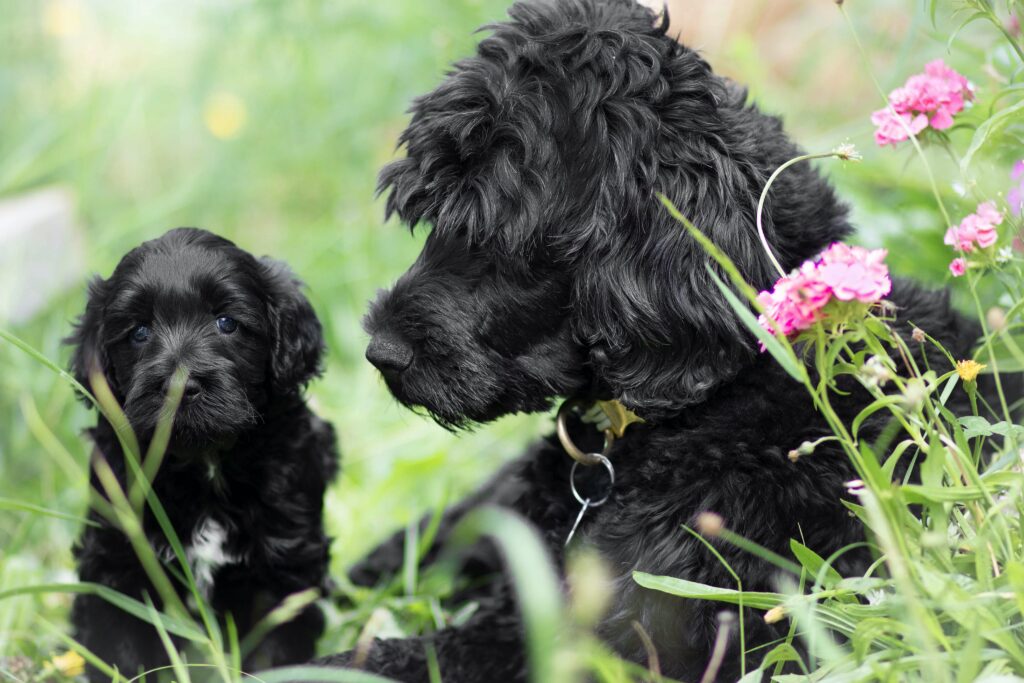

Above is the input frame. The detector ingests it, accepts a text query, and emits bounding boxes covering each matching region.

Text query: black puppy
[68,228,338,679]
[322,1,998,681]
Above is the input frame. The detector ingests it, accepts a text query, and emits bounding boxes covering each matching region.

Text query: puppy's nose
[182,378,203,404]
[366,333,413,375]
[164,375,203,404]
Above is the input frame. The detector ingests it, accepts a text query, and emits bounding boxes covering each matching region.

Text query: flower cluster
[871,60,972,147]
[944,202,1005,276]
[757,243,892,345]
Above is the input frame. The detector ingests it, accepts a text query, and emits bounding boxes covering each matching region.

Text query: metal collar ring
[570,453,615,507]
[556,399,615,466]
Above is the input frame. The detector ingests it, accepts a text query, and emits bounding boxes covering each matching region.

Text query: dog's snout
[162,375,204,404]
[182,378,203,404]
[366,333,414,375]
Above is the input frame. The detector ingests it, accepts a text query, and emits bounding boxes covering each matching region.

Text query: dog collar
[555,398,644,466]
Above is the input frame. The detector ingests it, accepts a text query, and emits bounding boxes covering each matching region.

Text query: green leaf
[947,11,989,51]
[254,667,399,683]
[0,498,99,527]
[961,98,1024,176]
[851,395,906,437]
[632,571,782,609]
[901,471,1023,503]
[790,540,843,588]
[0,583,205,641]
[960,416,1024,440]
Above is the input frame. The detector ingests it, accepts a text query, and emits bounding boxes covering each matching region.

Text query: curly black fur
[324,1,1009,681]
[68,228,339,680]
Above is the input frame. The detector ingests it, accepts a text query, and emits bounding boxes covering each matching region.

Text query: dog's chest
[185,518,242,599]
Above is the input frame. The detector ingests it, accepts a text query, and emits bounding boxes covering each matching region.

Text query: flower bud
[987,307,1007,332]
[764,605,787,624]
[903,378,927,410]
[695,512,725,537]
[861,355,893,388]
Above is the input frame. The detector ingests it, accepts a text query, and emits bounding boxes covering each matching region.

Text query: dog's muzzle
[365,332,414,378]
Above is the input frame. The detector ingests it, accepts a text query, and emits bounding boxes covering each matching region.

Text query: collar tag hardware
[556,399,644,466]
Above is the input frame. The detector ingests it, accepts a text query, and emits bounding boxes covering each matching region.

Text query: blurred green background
[0,0,1016,665]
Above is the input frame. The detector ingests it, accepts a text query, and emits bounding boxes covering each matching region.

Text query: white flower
[833,143,862,161]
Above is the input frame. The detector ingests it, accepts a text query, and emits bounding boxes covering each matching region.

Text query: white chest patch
[186,518,241,599]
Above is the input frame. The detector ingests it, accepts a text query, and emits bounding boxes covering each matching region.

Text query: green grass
[1,0,1022,681]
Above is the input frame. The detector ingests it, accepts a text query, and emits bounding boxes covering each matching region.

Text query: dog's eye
[216,316,238,334]
[130,325,151,345]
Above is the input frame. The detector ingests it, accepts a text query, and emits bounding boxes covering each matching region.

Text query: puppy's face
[70,228,323,449]
[366,0,853,426]
[365,231,587,428]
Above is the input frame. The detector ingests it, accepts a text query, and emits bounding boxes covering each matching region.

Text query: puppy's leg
[314,581,527,683]
[72,523,176,682]
[212,566,326,671]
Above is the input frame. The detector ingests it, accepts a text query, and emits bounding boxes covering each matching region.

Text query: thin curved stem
[758,150,860,278]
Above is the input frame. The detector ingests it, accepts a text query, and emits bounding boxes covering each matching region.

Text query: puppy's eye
[130,325,151,345]
[216,316,238,334]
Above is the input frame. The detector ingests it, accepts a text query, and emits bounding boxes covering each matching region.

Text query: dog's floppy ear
[574,197,770,421]
[567,45,850,420]
[67,276,115,404]
[259,257,325,394]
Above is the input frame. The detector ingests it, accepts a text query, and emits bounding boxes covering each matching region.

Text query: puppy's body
[321,1,1004,681]
[345,283,980,683]
[69,228,338,679]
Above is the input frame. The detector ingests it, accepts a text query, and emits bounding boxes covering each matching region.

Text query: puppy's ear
[259,258,325,394]
[67,276,115,404]
[567,52,850,420]
[574,206,767,421]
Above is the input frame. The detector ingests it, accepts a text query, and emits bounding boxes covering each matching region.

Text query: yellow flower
[203,92,248,140]
[42,0,82,37]
[956,359,986,383]
[49,650,86,677]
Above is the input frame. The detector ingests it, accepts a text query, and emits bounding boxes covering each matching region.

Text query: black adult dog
[325,1,987,681]
[68,228,338,679]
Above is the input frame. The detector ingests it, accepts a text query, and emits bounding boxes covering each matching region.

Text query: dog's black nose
[366,333,413,374]
[182,378,203,403]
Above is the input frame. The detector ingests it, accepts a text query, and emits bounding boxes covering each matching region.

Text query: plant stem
[757,151,857,278]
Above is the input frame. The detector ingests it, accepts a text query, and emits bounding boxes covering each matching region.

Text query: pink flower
[973,202,1002,248]
[946,202,1003,253]
[949,257,966,277]
[757,262,832,338]
[756,243,892,348]
[870,109,928,147]
[1008,14,1021,38]
[1008,160,1024,216]
[871,60,972,147]
[816,243,892,302]
[944,223,976,253]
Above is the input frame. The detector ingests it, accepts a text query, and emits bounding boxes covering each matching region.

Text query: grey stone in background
[0,187,85,325]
